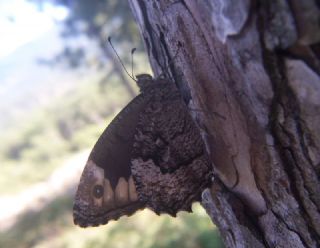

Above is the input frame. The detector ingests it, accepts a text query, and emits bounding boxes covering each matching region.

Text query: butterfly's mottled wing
[73,94,147,227]
[131,77,212,216]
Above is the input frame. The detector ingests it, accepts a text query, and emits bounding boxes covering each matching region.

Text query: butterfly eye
[93,185,104,199]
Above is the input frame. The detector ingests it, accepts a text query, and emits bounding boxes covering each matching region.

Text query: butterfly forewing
[73,94,147,227]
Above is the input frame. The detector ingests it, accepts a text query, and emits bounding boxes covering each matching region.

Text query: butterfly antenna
[108,37,136,81]
[131,48,136,79]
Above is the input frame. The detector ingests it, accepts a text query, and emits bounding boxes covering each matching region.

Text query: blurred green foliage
[30,0,142,69]
[0,73,137,194]
[0,199,223,248]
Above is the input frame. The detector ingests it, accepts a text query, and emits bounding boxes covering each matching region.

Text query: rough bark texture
[128,0,320,247]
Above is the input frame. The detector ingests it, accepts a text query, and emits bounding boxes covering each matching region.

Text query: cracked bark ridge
[202,184,265,248]
[131,75,212,215]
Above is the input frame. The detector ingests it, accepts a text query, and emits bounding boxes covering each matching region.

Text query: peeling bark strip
[128,0,320,247]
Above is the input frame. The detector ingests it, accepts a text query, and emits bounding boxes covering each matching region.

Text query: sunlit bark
[128,0,320,247]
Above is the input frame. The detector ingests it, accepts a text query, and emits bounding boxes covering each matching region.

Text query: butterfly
[73,74,212,227]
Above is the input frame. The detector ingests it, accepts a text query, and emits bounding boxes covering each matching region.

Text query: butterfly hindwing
[131,77,212,215]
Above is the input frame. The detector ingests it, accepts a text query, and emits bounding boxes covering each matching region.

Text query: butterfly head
[136,74,153,91]
[73,159,144,227]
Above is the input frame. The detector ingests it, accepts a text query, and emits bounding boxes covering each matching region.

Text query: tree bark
[128,0,320,247]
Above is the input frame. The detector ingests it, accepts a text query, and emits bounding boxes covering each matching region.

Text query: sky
[0,0,90,129]
[0,0,68,59]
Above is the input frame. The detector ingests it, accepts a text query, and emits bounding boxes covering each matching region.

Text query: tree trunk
[128,0,320,247]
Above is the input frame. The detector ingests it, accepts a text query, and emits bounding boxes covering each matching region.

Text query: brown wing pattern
[73,94,147,227]
[131,78,212,215]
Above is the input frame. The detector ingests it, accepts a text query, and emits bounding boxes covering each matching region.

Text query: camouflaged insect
[73,74,212,227]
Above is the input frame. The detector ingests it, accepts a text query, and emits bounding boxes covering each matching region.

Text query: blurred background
[0,0,223,247]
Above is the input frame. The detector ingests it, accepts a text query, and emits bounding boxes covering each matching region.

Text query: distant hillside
[0,24,101,129]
